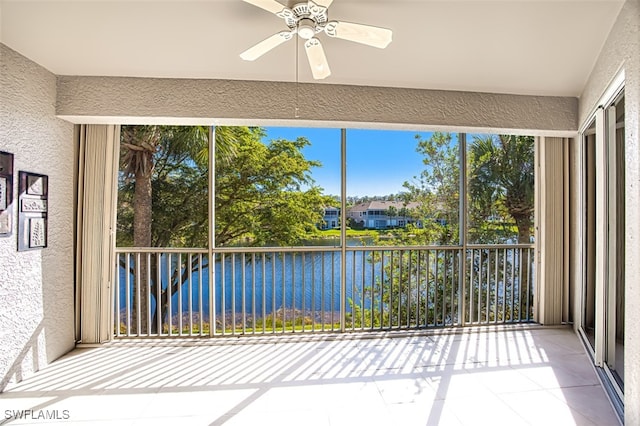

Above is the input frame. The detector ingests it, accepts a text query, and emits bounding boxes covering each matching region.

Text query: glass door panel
[605,93,625,390]
[582,122,596,350]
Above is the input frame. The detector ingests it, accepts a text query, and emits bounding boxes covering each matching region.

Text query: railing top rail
[114,247,208,254]
[467,243,535,249]
[114,243,534,254]
[345,245,462,252]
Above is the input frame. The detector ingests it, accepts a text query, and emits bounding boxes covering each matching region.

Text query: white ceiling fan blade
[324,21,393,49]
[310,0,333,8]
[242,0,285,15]
[240,31,294,61]
[304,38,331,80]
[307,0,331,19]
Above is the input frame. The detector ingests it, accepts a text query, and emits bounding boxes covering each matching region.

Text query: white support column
[340,128,347,332]
[458,133,467,325]
[76,124,120,344]
[209,126,216,336]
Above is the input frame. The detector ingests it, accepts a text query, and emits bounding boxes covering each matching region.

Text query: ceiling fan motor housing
[280,2,328,34]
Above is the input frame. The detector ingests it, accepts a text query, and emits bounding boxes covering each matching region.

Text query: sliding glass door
[579,86,625,403]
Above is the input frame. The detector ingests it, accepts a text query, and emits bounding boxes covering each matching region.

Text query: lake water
[117,238,384,318]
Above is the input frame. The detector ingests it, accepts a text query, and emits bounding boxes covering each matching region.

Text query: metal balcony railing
[113,245,535,337]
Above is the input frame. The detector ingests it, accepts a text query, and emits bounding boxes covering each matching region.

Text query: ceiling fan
[240,0,393,80]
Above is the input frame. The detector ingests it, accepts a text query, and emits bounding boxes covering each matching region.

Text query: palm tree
[468,134,535,321]
[468,134,534,244]
[119,125,212,333]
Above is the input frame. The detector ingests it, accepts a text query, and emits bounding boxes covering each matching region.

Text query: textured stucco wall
[56,76,578,136]
[0,44,75,391]
[578,1,640,424]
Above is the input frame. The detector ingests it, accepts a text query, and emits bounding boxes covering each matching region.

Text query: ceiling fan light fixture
[297,18,316,39]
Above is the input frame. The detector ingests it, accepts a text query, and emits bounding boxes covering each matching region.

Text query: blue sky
[263,127,438,197]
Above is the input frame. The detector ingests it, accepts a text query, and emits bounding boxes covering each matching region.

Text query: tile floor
[0,325,620,425]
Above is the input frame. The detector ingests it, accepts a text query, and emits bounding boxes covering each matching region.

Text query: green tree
[118,125,210,247]
[347,133,462,330]
[361,133,535,328]
[466,134,535,323]
[384,206,398,222]
[117,126,329,333]
[215,128,330,247]
[119,125,209,333]
[403,132,460,245]
[468,134,534,244]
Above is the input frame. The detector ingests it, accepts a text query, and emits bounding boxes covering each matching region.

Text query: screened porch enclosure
[110,127,538,338]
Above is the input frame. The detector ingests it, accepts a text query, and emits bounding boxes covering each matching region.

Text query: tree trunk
[132,168,152,333]
[513,213,534,319]
[513,213,532,244]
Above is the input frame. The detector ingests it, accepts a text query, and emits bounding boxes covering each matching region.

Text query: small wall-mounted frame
[18,171,48,251]
[0,151,14,237]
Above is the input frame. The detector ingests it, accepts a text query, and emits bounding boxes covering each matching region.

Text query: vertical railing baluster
[435,249,440,326]
[441,250,445,325]
[469,249,474,324]
[231,253,236,335]
[500,249,507,323]
[442,250,447,325]
[271,254,276,334]
[380,250,385,329]
[351,250,356,331]
[510,248,515,322]
[241,252,246,335]
[526,248,532,321]
[321,252,325,332]
[517,248,522,322]
[156,253,162,335]
[477,250,482,324]
[178,253,183,336]
[451,250,456,325]
[493,249,500,323]
[292,252,296,332]
[252,253,256,335]
[115,253,121,337]
[136,253,141,336]
[361,249,366,330]
[389,250,400,328]
[416,250,421,327]
[486,249,491,323]
[167,253,172,336]
[125,252,131,336]
[311,253,316,332]
[221,253,226,335]
[262,253,266,334]
[301,252,306,333]
[425,250,430,326]
[198,253,203,336]
[399,250,403,328]
[406,250,411,328]
[330,251,335,331]
[147,253,152,336]
[282,252,286,334]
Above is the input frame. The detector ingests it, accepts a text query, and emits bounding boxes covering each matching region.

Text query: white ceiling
[0,0,625,97]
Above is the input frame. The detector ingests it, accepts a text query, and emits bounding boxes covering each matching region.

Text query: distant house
[319,206,340,230]
[347,201,421,230]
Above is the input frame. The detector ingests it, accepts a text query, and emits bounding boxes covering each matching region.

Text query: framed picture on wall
[0,151,14,237]
[18,171,48,251]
